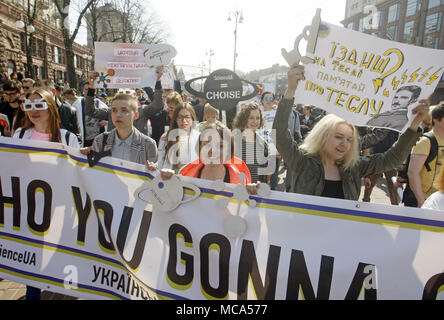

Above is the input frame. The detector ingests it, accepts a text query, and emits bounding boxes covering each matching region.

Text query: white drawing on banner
[212,174,271,238]
[281,8,321,66]
[135,174,200,213]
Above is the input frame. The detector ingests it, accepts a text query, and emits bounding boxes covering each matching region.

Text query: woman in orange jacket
[159,122,260,194]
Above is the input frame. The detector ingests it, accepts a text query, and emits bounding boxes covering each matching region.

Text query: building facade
[0,0,92,87]
[342,0,444,104]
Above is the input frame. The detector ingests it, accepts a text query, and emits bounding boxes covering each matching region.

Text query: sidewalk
[0,172,396,300]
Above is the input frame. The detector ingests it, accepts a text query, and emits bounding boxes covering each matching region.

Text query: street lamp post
[206,49,214,74]
[227,10,243,73]
[83,54,93,76]
[16,18,35,78]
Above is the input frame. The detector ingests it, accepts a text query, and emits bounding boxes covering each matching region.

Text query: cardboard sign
[94,42,177,89]
[185,69,259,111]
[284,10,444,132]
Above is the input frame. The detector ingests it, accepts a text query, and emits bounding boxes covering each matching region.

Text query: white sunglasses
[23,98,49,112]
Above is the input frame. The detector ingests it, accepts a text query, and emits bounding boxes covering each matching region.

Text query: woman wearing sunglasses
[13,88,80,149]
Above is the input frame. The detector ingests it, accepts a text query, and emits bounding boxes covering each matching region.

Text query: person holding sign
[84,66,165,137]
[273,65,431,200]
[80,93,158,168]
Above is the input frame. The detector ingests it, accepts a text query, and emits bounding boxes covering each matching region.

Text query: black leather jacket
[56,97,81,141]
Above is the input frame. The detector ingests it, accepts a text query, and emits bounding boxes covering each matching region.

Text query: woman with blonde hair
[273,64,431,200]
[422,167,444,210]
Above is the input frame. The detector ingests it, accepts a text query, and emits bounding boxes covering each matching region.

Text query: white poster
[292,22,444,132]
[94,42,177,89]
[1,137,444,300]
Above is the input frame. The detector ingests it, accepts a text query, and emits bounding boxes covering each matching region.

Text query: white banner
[94,42,177,89]
[293,22,444,132]
[1,137,444,300]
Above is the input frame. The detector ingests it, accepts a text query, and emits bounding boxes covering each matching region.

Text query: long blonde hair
[300,114,360,170]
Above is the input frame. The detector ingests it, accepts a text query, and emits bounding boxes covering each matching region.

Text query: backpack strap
[65,130,71,146]
[19,128,26,139]
[423,131,438,172]
[101,132,109,153]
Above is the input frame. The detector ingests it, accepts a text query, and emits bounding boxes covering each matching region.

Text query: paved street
[0,170,397,300]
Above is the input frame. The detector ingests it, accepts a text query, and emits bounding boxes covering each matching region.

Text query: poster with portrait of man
[287,15,444,132]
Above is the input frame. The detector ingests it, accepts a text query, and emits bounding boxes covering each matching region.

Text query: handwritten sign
[94,42,177,89]
[287,14,444,132]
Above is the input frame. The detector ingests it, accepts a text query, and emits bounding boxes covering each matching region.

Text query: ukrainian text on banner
[94,42,177,89]
[0,137,444,300]
[293,22,444,132]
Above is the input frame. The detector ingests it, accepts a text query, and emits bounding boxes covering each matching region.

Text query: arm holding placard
[140,66,165,118]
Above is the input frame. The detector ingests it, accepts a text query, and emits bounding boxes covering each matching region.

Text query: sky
[76,0,348,77]
[147,0,348,76]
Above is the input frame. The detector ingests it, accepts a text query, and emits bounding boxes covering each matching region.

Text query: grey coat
[92,128,158,165]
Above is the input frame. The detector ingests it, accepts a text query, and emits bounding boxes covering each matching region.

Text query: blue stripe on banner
[0,263,129,300]
[0,230,189,300]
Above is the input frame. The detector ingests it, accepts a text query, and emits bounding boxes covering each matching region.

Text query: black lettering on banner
[200,233,231,299]
[345,262,377,300]
[71,187,91,244]
[286,250,334,300]
[237,240,281,300]
[93,200,116,253]
[0,176,21,229]
[422,273,444,300]
[27,180,52,234]
[167,224,194,289]
[116,207,152,271]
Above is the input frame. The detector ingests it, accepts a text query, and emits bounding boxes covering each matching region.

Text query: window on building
[428,0,444,10]
[403,20,415,41]
[347,21,355,30]
[423,36,440,48]
[377,11,384,28]
[425,12,443,35]
[386,25,399,41]
[6,61,15,76]
[388,3,400,23]
[359,18,364,32]
[406,0,419,17]
[54,47,60,63]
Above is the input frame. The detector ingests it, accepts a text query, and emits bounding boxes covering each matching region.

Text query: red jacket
[179,157,252,185]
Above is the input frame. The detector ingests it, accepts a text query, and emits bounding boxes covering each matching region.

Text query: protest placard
[284,12,444,132]
[94,42,177,89]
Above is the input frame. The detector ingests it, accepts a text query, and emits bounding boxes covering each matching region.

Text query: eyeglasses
[177,115,192,122]
[23,98,49,111]
[3,92,18,96]
[264,97,274,102]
